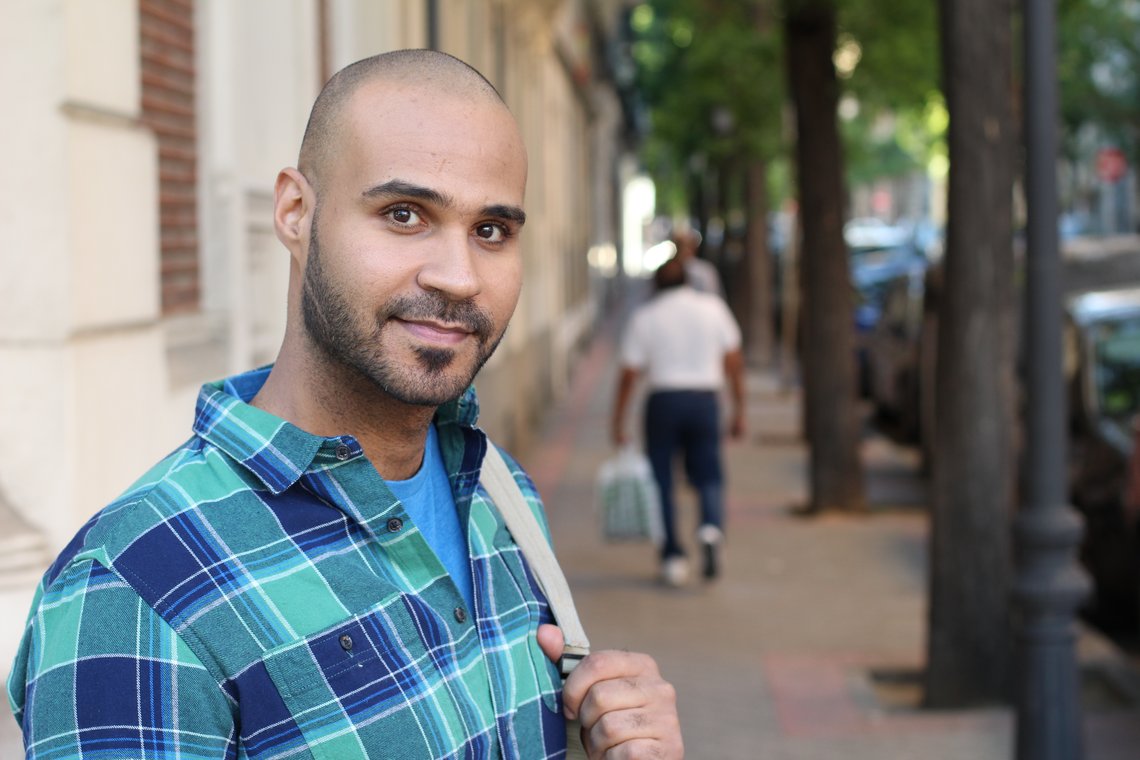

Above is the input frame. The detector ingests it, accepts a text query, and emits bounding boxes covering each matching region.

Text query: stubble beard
[300,221,505,407]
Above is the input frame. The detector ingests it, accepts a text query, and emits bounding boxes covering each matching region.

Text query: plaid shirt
[8,368,566,759]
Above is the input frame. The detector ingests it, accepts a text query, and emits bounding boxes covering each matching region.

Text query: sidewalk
[521,304,1140,760]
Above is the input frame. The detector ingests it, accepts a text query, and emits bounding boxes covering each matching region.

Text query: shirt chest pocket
[489,524,563,716]
[260,595,497,760]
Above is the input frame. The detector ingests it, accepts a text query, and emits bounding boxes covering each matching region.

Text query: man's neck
[251,346,436,481]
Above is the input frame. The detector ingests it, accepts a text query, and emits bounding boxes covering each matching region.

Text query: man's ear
[274,168,314,261]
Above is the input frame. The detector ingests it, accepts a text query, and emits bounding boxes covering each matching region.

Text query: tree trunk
[744,159,775,366]
[779,204,801,390]
[784,0,865,512]
[924,0,1016,707]
[690,169,709,245]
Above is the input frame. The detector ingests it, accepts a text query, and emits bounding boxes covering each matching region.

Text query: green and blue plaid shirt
[8,367,567,759]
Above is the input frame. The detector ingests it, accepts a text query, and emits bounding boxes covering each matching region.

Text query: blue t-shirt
[386,423,475,611]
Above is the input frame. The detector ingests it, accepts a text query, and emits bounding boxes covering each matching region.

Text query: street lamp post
[1014,0,1091,758]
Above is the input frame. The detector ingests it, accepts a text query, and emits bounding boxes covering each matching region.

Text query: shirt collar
[192,366,482,495]
[436,385,480,430]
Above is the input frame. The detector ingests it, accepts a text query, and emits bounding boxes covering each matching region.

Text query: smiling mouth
[395,318,475,346]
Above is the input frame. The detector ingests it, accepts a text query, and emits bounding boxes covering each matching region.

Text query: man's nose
[416,229,481,300]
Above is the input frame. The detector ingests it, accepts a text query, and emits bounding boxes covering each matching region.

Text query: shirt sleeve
[715,299,743,351]
[8,557,237,759]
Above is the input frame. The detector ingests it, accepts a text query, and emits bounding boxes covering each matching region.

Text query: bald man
[9,50,682,760]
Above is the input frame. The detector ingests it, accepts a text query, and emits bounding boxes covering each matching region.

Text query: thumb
[537,624,564,664]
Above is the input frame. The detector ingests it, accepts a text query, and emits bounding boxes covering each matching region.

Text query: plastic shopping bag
[596,447,663,544]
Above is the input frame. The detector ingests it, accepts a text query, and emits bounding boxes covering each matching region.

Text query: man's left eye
[475,223,507,243]
[388,207,422,226]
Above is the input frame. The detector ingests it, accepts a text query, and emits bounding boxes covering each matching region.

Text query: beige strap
[480,443,590,674]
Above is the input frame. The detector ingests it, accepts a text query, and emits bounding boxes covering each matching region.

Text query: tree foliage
[838,0,940,111]
[843,95,947,186]
[1057,0,1140,158]
[630,0,944,210]
[631,0,785,212]
[835,0,943,185]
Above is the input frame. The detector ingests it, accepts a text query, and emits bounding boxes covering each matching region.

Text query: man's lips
[395,318,476,346]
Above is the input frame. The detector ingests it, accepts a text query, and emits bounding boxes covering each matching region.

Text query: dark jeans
[644,390,725,560]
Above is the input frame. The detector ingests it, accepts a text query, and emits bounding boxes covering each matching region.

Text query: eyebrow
[362,179,526,226]
[483,204,527,226]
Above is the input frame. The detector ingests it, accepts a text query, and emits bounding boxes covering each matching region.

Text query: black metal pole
[427,0,439,50]
[1014,0,1091,758]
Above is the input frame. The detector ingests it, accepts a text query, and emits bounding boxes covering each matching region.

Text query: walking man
[612,257,745,586]
[9,50,682,759]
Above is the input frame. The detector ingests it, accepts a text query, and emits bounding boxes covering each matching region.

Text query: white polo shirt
[620,285,742,390]
[684,257,724,298]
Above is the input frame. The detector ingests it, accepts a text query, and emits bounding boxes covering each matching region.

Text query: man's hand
[723,349,746,442]
[728,408,745,440]
[538,624,683,759]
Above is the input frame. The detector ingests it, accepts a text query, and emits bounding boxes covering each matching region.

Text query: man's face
[299,82,527,406]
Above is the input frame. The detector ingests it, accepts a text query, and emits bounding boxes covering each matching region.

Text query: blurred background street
[516,289,1140,759]
[4,0,1140,757]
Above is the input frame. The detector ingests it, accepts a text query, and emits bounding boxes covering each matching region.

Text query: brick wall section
[140,0,199,315]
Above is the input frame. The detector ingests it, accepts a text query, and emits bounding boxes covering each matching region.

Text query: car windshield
[850,244,913,267]
[1091,315,1140,422]
[850,244,919,309]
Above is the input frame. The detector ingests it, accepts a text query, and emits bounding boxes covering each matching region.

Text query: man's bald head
[671,227,701,261]
[297,49,505,191]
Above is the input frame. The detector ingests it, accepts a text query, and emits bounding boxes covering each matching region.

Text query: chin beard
[414,345,458,374]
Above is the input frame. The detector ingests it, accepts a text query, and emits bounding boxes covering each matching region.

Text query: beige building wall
[464,1,602,449]
[0,0,616,559]
[0,0,165,550]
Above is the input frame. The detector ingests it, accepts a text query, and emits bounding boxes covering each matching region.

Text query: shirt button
[454,606,468,624]
[339,634,353,651]
[387,517,404,533]
[335,444,351,461]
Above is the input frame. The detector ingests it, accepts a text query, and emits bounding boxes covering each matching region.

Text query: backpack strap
[480,443,590,675]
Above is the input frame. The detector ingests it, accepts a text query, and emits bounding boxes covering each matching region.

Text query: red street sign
[1096,147,1127,183]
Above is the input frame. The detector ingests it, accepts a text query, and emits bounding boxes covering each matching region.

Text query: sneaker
[661,556,690,588]
[697,524,724,580]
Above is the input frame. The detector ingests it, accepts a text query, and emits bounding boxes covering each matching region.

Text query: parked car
[845,219,930,397]
[895,242,1140,629]
[1065,286,1140,630]
[863,265,928,442]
